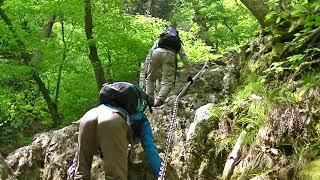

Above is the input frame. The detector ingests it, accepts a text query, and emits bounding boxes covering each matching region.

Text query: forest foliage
[0,0,319,154]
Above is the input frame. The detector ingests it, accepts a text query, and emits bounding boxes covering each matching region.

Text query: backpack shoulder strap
[133,85,153,113]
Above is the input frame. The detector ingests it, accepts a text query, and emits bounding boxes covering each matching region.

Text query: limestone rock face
[5,125,78,180]
[5,125,157,180]
[231,86,320,179]
[147,59,239,179]
[186,103,215,141]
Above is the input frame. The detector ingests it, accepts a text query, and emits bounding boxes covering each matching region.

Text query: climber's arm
[140,120,162,177]
[178,46,191,73]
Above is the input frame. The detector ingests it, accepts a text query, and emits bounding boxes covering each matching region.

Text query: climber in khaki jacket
[75,105,129,180]
[140,26,192,107]
[73,82,161,180]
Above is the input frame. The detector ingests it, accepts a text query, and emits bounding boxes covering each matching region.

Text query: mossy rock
[298,159,320,180]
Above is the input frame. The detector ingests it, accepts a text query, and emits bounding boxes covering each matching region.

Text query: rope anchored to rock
[158,60,210,180]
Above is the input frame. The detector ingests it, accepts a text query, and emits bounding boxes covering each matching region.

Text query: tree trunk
[30,17,62,127]
[83,0,106,89]
[239,0,269,29]
[32,72,61,127]
[32,17,63,127]
[55,19,67,105]
[32,16,56,62]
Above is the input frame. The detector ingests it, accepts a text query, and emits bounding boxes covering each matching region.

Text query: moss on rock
[298,159,320,180]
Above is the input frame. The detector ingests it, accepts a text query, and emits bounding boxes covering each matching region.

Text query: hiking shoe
[153,99,164,107]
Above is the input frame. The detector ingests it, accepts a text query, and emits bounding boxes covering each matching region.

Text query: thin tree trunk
[83,0,106,89]
[32,72,61,127]
[222,21,240,45]
[32,16,56,62]
[32,17,62,127]
[42,16,55,39]
[0,8,62,127]
[31,17,62,127]
[55,19,67,105]
[0,8,17,40]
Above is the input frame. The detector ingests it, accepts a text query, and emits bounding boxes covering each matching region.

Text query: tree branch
[221,20,240,45]
[84,0,106,89]
[55,18,67,105]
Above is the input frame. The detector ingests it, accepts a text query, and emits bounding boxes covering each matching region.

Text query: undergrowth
[209,69,320,176]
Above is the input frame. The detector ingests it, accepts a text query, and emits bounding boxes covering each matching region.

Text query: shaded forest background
[0,0,319,155]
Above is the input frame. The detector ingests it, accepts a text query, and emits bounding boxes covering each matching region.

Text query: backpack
[157,26,182,53]
[99,82,153,114]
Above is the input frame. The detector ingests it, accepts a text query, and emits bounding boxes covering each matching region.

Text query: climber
[140,26,192,107]
[74,82,161,180]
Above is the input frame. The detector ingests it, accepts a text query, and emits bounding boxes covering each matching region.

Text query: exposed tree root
[222,130,247,180]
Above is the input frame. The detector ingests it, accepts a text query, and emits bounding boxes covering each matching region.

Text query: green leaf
[276,16,281,24]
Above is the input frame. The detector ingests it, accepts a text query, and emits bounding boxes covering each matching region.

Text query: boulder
[187,103,215,141]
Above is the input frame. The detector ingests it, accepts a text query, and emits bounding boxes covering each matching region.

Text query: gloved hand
[187,76,193,84]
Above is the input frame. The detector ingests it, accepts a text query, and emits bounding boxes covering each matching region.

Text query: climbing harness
[158,60,210,180]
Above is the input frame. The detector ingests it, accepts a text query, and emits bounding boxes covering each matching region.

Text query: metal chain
[157,96,179,180]
[157,60,210,180]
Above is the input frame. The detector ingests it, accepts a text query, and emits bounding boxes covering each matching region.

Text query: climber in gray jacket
[140,26,192,107]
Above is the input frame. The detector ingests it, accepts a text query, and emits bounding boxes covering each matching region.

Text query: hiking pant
[145,48,176,103]
[74,105,130,180]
